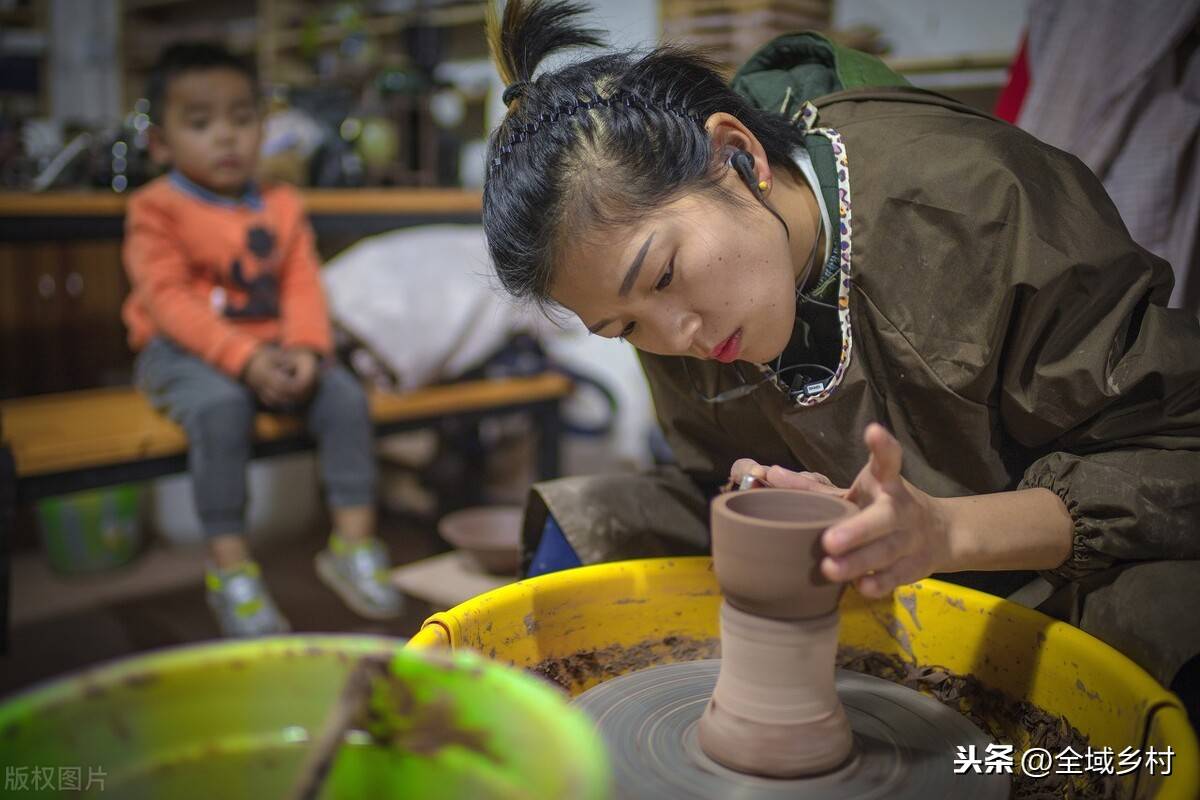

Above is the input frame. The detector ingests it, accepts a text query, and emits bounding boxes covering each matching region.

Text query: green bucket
[0,636,609,799]
[35,485,142,574]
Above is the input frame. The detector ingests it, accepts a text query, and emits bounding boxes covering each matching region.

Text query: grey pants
[135,337,376,536]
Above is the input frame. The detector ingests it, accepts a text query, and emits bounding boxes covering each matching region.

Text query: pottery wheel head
[572,659,1010,800]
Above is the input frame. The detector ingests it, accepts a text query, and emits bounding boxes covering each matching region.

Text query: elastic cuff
[1021,465,1117,582]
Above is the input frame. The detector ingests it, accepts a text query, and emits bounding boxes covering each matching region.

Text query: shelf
[270,5,488,51]
[0,188,482,218]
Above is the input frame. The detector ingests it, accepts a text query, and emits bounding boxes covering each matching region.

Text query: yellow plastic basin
[408,557,1198,800]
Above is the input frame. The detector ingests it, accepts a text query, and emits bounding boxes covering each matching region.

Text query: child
[483,2,1200,702]
[122,43,403,637]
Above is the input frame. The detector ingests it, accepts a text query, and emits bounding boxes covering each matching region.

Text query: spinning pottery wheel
[410,557,1200,799]
[574,659,1009,799]
[570,490,1010,800]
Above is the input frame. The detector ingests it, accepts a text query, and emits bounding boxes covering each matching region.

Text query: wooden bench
[0,374,571,650]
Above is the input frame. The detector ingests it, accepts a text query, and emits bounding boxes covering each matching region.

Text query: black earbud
[727,149,761,197]
[726,148,790,239]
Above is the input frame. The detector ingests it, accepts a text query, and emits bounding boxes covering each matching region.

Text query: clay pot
[700,489,858,777]
[709,489,856,620]
[698,602,853,776]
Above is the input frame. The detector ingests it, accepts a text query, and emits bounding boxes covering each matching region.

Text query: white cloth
[321,224,657,466]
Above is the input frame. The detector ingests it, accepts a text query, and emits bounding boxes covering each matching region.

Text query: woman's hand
[821,423,951,598]
[730,423,953,599]
[729,458,841,495]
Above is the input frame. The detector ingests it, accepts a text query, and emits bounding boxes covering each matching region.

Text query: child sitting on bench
[122,42,403,637]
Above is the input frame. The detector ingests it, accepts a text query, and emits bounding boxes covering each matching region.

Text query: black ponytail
[483,0,806,306]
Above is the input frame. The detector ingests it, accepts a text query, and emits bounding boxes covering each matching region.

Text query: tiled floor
[1,515,444,697]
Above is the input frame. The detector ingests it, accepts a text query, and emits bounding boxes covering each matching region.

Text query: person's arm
[938,488,1072,572]
[997,192,1200,582]
[124,194,262,377]
[811,141,1200,595]
[765,424,1073,598]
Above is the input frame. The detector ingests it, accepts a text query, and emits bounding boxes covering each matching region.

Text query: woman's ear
[704,112,771,184]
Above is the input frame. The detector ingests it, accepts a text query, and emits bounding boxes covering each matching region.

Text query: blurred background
[0,0,1024,199]
[0,0,1030,399]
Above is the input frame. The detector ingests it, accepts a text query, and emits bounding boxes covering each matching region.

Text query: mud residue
[868,605,917,663]
[364,666,497,763]
[528,635,721,693]
[945,596,967,611]
[897,592,922,631]
[836,647,1121,800]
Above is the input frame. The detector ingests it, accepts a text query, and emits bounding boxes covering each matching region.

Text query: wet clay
[699,489,857,777]
[708,489,855,620]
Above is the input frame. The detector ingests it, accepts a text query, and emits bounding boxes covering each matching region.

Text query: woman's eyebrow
[618,232,656,297]
[586,231,657,334]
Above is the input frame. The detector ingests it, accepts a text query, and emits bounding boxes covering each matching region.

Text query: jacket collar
[169,170,264,210]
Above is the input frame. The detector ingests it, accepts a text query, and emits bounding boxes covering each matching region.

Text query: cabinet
[0,241,131,398]
[0,187,483,398]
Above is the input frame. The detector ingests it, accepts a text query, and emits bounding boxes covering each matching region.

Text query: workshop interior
[1,1,1198,798]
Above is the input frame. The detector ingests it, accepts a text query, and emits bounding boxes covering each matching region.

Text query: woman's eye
[618,322,637,340]
[656,260,674,290]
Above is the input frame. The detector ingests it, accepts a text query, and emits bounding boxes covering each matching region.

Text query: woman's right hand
[729,459,843,495]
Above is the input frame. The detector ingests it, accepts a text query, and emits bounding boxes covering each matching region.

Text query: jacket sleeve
[275,191,333,355]
[998,151,1200,581]
[123,192,261,376]
[520,353,795,567]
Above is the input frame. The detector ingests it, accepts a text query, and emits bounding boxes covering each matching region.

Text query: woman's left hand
[828,423,951,598]
[763,423,952,599]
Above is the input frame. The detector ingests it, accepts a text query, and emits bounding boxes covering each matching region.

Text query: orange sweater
[122,173,332,377]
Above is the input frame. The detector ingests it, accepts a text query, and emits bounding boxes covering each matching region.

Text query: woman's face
[551,168,803,365]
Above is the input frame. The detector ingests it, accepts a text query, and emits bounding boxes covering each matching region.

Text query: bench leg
[534,399,562,482]
[0,445,14,656]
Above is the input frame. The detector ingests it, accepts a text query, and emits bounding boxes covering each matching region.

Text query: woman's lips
[710,329,742,363]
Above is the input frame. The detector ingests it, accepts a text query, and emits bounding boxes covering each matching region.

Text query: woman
[482,0,1200,698]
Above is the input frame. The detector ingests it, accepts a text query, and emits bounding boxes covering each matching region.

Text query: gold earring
[758,179,769,191]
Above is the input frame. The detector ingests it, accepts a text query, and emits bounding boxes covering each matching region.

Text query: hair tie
[502,80,530,107]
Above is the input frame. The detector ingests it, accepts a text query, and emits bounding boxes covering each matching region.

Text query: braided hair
[483,0,807,307]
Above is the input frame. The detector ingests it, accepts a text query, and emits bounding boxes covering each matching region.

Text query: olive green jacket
[526,35,1200,586]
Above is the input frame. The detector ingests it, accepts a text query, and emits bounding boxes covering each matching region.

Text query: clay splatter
[528,635,721,693]
[837,647,1121,800]
[898,592,922,631]
[869,605,916,662]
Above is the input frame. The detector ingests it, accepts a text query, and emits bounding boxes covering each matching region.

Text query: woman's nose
[666,310,703,356]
